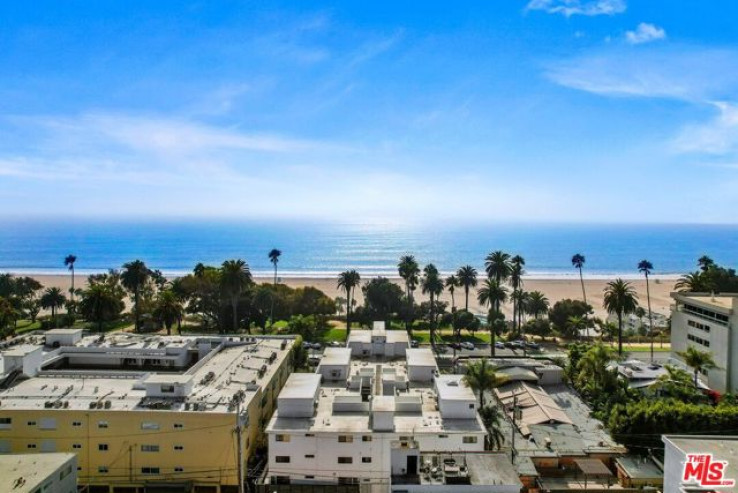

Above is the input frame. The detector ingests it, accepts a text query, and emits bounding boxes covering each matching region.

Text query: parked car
[449,342,462,350]
[525,341,540,350]
[308,356,321,365]
[311,342,322,350]
[461,342,475,350]
[494,341,505,349]
[328,341,342,347]
[410,340,419,348]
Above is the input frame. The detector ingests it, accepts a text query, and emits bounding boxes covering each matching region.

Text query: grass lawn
[317,326,347,343]
[411,330,491,344]
[14,320,42,334]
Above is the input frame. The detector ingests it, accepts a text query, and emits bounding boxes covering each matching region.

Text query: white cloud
[673,102,738,156]
[546,46,738,102]
[626,23,666,45]
[526,0,626,17]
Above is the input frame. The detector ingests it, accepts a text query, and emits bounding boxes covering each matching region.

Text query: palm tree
[268,249,282,284]
[510,255,525,333]
[40,287,66,327]
[485,251,512,284]
[421,264,444,346]
[463,359,508,408]
[638,259,655,360]
[571,254,587,305]
[477,279,508,356]
[675,271,712,292]
[398,255,420,332]
[526,291,549,319]
[220,259,252,333]
[337,270,361,334]
[677,347,717,388]
[154,289,184,335]
[64,254,77,307]
[121,260,151,332]
[479,405,506,451]
[603,278,639,356]
[445,275,459,312]
[456,265,478,311]
[697,255,715,272]
[567,315,587,340]
[79,284,123,332]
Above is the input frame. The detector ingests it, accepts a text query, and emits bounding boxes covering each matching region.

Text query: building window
[439,434,448,438]
[275,456,291,463]
[160,384,175,393]
[0,417,12,429]
[141,467,160,475]
[305,454,315,459]
[305,433,315,437]
[362,436,372,442]
[97,421,108,429]
[305,475,315,479]
[72,444,82,449]
[141,422,160,430]
[27,421,37,426]
[338,457,353,464]
[469,404,475,409]
[141,444,160,452]
[72,421,82,427]
[98,466,108,474]
[174,467,184,472]
[98,444,109,451]
[27,444,37,449]
[173,423,184,429]
[362,457,372,463]
[174,445,184,451]
[276,434,290,442]
[338,477,359,485]
[39,418,57,430]
[338,435,353,443]
[462,436,478,444]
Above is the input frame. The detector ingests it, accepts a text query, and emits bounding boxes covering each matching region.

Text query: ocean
[1,219,737,279]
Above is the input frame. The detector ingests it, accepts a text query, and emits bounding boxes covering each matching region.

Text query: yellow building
[0,331,296,493]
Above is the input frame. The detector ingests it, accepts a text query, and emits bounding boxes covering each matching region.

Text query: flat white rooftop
[319,347,351,366]
[406,348,436,367]
[435,375,475,401]
[279,373,322,400]
[0,453,75,493]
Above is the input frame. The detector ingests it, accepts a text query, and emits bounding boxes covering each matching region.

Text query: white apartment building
[264,327,488,490]
[670,292,738,392]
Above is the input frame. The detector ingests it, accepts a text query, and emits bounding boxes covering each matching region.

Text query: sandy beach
[29,274,677,318]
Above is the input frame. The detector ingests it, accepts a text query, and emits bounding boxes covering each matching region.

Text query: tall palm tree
[603,278,639,356]
[220,259,252,333]
[477,279,508,356]
[337,270,361,334]
[64,254,77,307]
[462,359,508,408]
[479,405,506,451]
[398,255,420,332]
[638,259,655,360]
[121,260,151,332]
[677,347,717,388]
[445,275,459,312]
[154,289,184,335]
[510,255,525,333]
[421,264,444,346]
[268,249,282,284]
[526,291,549,319]
[40,287,66,327]
[571,254,587,305]
[675,271,712,292]
[456,265,478,311]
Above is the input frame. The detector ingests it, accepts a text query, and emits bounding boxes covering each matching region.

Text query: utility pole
[236,400,245,493]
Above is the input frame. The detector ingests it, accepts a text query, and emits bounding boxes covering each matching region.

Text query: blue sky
[1,0,737,223]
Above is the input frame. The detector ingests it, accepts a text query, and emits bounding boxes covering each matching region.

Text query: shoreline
[20,273,679,319]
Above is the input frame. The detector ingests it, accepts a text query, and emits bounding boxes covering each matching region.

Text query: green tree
[40,287,67,327]
[337,270,361,334]
[121,259,151,332]
[566,315,587,340]
[510,255,525,333]
[638,259,656,360]
[79,284,125,332]
[526,291,549,319]
[677,346,718,388]
[268,248,282,284]
[153,289,184,335]
[478,279,508,356]
[445,275,459,312]
[479,405,506,451]
[484,251,512,284]
[0,296,16,338]
[698,255,715,272]
[650,365,705,403]
[456,265,478,311]
[398,255,420,332]
[463,359,508,408]
[220,259,252,333]
[603,279,639,356]
[64,254,77,307]
[421,264,444,346]
[361,277,404,326]
[571,253,587,306]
